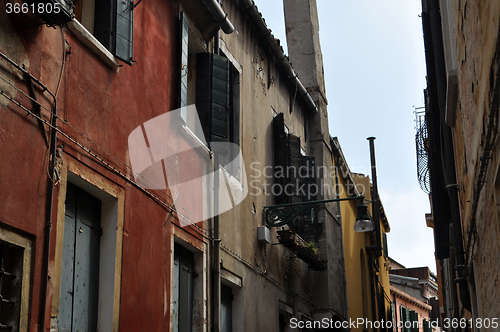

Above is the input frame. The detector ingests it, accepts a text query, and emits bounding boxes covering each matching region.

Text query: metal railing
[415,107,431,194]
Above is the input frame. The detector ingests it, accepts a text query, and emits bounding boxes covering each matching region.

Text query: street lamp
[263,137,380,233]
[263,195,374,232]
[353,202,374,232]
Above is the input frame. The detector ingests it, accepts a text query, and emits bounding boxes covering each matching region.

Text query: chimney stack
[283,0,326,104]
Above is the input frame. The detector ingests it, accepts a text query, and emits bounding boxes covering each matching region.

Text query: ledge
[277,230,326,271]
[67,20,119,70]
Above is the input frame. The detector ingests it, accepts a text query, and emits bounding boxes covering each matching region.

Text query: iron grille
[415,108,431,194]
[0,242,17,331]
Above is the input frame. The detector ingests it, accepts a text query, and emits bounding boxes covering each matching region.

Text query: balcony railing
[415,107,431,194]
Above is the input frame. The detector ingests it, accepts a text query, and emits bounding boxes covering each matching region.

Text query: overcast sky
[252,0,435,272]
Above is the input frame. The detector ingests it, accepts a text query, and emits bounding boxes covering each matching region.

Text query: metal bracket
[264,195,364,228]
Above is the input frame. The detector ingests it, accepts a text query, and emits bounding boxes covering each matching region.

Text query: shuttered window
[383,232,389,257]
[400,305,410,332]
[115,0,134,62]
[70,0,135,64]
[196,52,232,145]
[173,244,194,332]
[272,113,318,241]
[59,183,102,332]
[423,318,431,332]
[409,310,419,332]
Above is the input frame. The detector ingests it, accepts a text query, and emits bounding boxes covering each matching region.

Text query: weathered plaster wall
[449,0,500,320]
[0,0,210,330]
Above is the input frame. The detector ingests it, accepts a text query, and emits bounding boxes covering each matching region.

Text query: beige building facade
[420,0,500,328]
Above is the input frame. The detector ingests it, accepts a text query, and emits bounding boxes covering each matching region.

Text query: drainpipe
[41,104,58,332]
[367,137,381,332]
[212,152,221,332]
[442,126,471,312]
[367,137,382,258]
[368,256,378,332]
[334,161,349,321]
[212,3,221,331]
[200,0,234,34]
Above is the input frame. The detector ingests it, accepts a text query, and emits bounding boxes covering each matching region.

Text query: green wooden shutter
[400,306,410,332]
[175,244,194,332]
[300,155,317,242]
[404,308,410,332]
[115,0,134,63]
[423,319,431,332]
[196,53,231,144]
[288,134,302,204]
[179,12,189,116]
[409,310,418,332]
[272,113,290,205]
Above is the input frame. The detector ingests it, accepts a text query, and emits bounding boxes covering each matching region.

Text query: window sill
[181,124,211,157]
[67,20,119,70]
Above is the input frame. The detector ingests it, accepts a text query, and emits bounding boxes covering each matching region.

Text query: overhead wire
[0,71,210,228]
[0,88,214,238]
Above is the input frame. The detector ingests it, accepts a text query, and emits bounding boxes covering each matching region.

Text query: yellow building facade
[332,138,392,331]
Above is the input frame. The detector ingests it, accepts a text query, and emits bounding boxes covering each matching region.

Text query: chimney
[283,0,326,103]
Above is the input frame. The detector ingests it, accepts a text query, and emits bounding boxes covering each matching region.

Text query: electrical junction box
[257,226,270,244]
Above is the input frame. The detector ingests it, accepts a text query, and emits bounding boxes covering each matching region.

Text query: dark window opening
[0,242,23,331]
[72,0,133,63]
[221,284,233,332]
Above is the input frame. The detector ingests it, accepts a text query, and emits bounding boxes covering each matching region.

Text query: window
[400,306,409,332]
[422,318,432,332]
[74,0,134,63]
[0,230,32,332]
[173,243,194,332]
[178,12,240,150]
[221,284,233,332]
[272,113,318,242]
[409,310,418,332]
[33,0,134,64]
[399,306,419,332]
[383,232,389,258]
[58,183,102,331]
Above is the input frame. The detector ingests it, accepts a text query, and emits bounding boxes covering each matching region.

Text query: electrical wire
[0,89,215,238]
[1,83,321,308]
[0,71,208,225]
